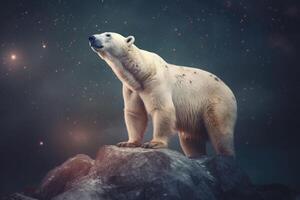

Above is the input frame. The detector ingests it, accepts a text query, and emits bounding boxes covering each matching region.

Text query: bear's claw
[116,141,141,148]
[142,141,167,149]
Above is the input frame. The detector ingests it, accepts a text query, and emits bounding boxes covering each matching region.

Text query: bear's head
[88,32,135,59]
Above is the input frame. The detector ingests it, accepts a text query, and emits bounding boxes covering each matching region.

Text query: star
[42,44,47,48]
[39,141,44,146]
[11,54,16,60]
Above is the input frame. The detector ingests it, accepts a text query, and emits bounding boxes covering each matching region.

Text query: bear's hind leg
[179,132,206,158]
[204,100,236,156]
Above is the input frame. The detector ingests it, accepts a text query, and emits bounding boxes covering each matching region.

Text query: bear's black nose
[88,36,96,42]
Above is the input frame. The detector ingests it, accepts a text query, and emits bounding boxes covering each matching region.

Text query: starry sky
[0,0,299,195]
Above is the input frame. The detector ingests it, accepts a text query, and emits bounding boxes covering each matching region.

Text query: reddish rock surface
[3,146,298,200]
[36,154,94,199]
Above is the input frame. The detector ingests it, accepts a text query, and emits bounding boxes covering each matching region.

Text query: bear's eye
[106,33,111,37]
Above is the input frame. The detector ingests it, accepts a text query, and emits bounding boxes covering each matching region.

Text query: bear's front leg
[142,107,176,149]
[117,85,148,148]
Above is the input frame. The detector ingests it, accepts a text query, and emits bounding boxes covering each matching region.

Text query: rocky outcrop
[37,154,94,199]
[3,146,298,200]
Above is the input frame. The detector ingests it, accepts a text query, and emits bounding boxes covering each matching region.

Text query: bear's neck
[107,46,155,91]
[121,46,155,83]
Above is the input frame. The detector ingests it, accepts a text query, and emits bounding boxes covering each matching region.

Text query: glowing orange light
[11,54,16,60]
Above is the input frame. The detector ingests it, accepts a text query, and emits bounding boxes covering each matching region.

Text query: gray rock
[35,145,260,200]
[0,145,289,200]
[3,145,298,200]
[1,193,38,200]
[36,154,94,200]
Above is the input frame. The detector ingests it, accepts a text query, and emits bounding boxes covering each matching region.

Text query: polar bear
[89,32,237,157]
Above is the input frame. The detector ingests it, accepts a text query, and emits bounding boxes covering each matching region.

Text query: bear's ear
[126,36,135,46]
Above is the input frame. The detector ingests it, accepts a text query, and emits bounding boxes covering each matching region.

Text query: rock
[1,193,38,200]
[36,154,94,200]
[35,145,261,200]
[7,145,298,200]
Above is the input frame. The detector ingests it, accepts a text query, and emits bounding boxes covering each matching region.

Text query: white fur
[90,32,237,156]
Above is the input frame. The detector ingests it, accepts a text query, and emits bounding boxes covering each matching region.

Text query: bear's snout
[89,35,104,49]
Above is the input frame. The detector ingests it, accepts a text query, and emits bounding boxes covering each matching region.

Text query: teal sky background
[0,0,299,195]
